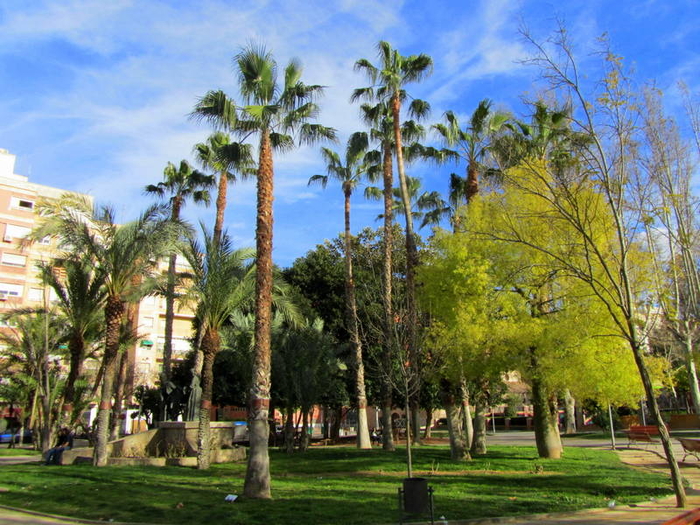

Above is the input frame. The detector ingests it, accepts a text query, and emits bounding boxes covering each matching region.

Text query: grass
[0,445,672,525]
[0,447,40,457]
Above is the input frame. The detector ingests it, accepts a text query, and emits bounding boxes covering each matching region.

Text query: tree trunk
[470,402,488,456]
[466,161,479,203]
[423,407,433,439]
[380,140,396,452]
[531,373,562,459]
[564,390,576,434]
[162,196,182,398]
[244,130,274,499]
[683,333,700,414]
[62,333,85,425]
[94,296,125,466]
[109,348,128,441]
[213,170,228,245]
[300,409,310,452]
[331,407,342,443]
[197,327,218,470]
[284,406,295,453]
[460,378,474,449]
[343,189,371,449]
[411,401,422,445]
[391,92,421,433]
[442,384,468,460]
[628,322,686,506]
[185,329,205,421]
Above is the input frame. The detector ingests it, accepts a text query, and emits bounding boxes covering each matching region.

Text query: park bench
[678,438,700,462]
[662,507,700,524]
[624,425,661,448]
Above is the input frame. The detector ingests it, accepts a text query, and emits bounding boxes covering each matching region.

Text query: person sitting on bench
[45,428,73,465]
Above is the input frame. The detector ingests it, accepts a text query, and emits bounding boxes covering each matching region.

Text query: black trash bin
[403,477,429,514]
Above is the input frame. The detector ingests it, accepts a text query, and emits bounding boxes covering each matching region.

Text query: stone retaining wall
[58,421,247,466]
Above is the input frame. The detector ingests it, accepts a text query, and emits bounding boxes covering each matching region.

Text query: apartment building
[0,149,194,390]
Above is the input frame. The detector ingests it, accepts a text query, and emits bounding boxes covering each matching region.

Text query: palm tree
[192,43,336,498]
[31,194,185,466]
[0,307,67,452]
[309,132,372,449]
[367,175,443,229]
[433,99,509,209]
[37,256,106,425]
[358,101,430,450]
[145,160,214,398]
[358,102,397,451]
[193,132,255,244]
[181,228,255,469]
[353,42,433,447]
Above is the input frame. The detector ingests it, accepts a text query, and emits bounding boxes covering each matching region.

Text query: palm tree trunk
[380,140,396,452]
[161,253,178,384]
[466,161,479,202]
[94,296,125,466]
[343,189,371,450]
[162,197,182,393]
[213,170,228,244]
[109,348,128,441]
[391,93,420,430]
[62,334,85,425]
[197,327,218,470]
[244,130,274,499]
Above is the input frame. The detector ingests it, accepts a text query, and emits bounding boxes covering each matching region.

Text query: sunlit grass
[0,445,671,524]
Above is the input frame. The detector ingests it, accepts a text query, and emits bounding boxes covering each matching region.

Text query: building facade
[0,149,194,392]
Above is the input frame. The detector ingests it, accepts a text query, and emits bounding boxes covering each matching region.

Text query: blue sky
[1,0,698,267]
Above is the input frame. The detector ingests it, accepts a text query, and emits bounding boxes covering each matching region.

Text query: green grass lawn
[0,447,40,457]
[0,445,671,525]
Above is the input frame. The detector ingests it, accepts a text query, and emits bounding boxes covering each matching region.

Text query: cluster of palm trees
[4,36,696,508]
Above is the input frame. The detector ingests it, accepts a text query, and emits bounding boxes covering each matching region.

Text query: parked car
[0,429,33,444]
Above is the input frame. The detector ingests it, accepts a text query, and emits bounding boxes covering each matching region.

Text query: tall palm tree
[358,101,397,451]
[181,228,255,469]
[145,160,214,395]
[31,194,185,466]
[433,99,509,208]
[193,132,255,244]
[37,256,106,425]
[309,132,372,449]
[192,43,336,498]
[358,101,430,449]
[353,42,433,445]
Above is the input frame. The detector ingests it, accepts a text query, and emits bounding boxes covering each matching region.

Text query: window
[0,282,23,299]
[10,197,35,211]
[28,288,43,302]
[38,236,51,245]
[1,253,26,267]
[3,224,31,242]
[142,316,154,328]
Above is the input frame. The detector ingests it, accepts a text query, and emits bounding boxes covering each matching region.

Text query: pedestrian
[45,427,73,465]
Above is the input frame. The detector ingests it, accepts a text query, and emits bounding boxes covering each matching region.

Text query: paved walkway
[1,438,700,524]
